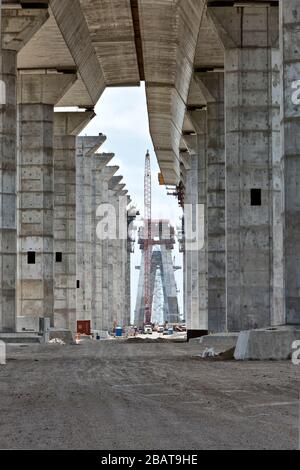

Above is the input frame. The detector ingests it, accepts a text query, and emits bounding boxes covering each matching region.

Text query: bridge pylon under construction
[134,220,180,327]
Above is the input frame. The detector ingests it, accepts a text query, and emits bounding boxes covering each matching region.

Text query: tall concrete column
[0,50,17,332]
[183,111,208,332]
[126,207,137,327]
[17,72,76,330]
[209,4,279,331]
[107,177,124,328]
[97,165,119,331]
[272,48,284,326]
[0,8,48,332]
[195,73,226,332]
[90,153,114,331]
[76,136,106,327]
[280,1,300,324]
[53,111,94,332]
[117,187,129,328]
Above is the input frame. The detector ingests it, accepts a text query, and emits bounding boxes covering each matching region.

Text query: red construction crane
[144,150,152,324]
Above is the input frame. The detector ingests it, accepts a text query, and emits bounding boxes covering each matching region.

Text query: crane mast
[144,150,152,324]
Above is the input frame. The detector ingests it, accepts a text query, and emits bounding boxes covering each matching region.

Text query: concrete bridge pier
[53,111,95,332]
[209,4,279,332]
[183,108,208,333]
[195,72,226,333]
[0,50,17,333]
[280,0,300,325]
[76,136,106,327]
[16,73,76,331]
[91,153,114,331]
[0,7,48,333]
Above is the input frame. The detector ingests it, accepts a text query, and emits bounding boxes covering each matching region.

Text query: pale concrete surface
[0,341,299,450]
[235,328,300,361]
[200,333,238,350]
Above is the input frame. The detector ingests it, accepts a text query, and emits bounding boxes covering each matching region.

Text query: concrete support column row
[76,137,131,333]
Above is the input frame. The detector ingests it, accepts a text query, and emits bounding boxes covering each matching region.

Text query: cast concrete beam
[108,176,123,191]
[94,153,115,172]
[79,0,140,87]
[77,135,107,158]
[53,110,95,136]
[18,70,77,105]
[1,6,49,52]
[139,0,206,185]
[50,0,105,105]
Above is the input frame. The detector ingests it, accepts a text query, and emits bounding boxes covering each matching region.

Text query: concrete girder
[207,4,279,50]
[182,134,197,156]
[76,135,107,158]
[93,153,115,172]
[56,79,94,108]
[101,166,120,182]
[79,0,140,87]
[117,184,126,193]
[17,11,74,69]
[108,176,123,191]
[17,71,77,105]
[53,110,95,136]
[17,1,105,108]
[187,75,207,108]
[50,0,105,104]
[193,5,224,70]
[180,151,191,171]
[1,6,49,52]
[139,0,206,185]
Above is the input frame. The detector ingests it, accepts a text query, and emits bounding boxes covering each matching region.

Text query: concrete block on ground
[49,329,74,344]
[200,333,238,350]
[17,315,39,332]
[0,333,41,344]
[234,327,300,360]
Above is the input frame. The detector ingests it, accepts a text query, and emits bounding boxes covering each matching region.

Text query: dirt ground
[0,339,299,450]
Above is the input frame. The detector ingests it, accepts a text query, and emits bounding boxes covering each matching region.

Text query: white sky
[81,83,183,321]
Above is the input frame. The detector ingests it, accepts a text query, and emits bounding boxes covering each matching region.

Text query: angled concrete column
[53,111,95,333]
[196,72,226,332]
[280,1,300,324]
[17,73,76,330]
[0,8,48,332]
[183,111,208,332]
[76,136,106,327]
[209,5,279,331]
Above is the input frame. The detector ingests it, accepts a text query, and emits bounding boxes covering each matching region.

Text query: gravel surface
[0,340,299,450]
